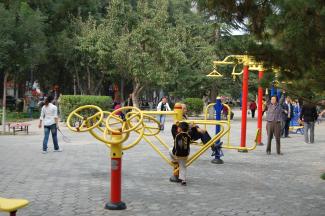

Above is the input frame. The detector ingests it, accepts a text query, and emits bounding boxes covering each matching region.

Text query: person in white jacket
[157,96,171,130]
[39,95,61,153]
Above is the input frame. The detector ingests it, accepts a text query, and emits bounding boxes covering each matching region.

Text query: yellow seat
[0,197,29,213]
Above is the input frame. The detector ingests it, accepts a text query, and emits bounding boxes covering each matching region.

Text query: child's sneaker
[169,175,182,183]
[42,150,48,154]
[53,148,63,152]
[181,180,187,186]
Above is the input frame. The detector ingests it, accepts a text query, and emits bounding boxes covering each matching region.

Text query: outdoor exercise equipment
[0,197,29,216]
[67,106,145,210]
[204,100,259,155]
[209,55,266,150]
[66,103,231,210]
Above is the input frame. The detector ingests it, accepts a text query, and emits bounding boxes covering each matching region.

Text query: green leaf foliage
[182,98,204,116]
[59,95,112,120]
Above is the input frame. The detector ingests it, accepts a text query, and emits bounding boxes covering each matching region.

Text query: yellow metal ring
[66,105,103,132]
[122,126,144,150]
[105,106,143,134]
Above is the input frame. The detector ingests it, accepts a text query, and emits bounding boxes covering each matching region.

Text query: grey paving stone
[0,115,324,216]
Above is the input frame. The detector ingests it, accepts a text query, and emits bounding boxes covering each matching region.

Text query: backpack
[173,132,191,157]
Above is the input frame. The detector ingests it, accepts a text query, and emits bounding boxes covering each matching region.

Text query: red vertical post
[111,158,122,203]
[105,132,126,210]
[240,65,249,151]
[257,70,264,145]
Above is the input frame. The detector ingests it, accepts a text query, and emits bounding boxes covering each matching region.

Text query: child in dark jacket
[170,122,191,185]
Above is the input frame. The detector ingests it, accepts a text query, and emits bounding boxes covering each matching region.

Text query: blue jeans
[158,115,166,130]
[43,124,59,151]
[28,106,34,119]
[304,122,315,143]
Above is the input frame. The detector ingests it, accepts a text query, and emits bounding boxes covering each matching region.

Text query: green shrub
[60,95,113,121]
[321,173,325,180]
[182,98,203,116]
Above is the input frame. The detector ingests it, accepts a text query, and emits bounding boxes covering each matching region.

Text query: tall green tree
[0,2,47,132]
[25,0,109,92]
[196,0,325,99]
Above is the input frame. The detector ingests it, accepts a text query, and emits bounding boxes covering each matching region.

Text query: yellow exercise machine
[66,103,232,210]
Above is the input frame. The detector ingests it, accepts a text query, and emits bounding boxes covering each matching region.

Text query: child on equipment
[170,122,191,186]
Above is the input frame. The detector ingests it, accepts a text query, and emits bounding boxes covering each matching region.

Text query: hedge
[60,95,113,121]
[321,173,325,180]
[182,98,203,116]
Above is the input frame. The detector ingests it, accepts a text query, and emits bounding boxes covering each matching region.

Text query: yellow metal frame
[66,102,257,175]
[204,103,257,151]
[210,55,265,80]
[137,120,230,172]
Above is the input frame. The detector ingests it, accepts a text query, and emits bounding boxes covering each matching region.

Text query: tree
[26,0,110,93]
[196,0,325,99]
[0,2,47,132]
[83,0,187,106]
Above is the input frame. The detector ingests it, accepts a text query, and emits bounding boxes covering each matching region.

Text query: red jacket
[250,102,257,110]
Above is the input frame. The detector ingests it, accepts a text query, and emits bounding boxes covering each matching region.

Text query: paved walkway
[0,115,324,216]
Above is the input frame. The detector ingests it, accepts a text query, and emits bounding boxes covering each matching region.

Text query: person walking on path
[282,96,293,138]
[265,93,285,155]
[249,100,257,118]
[157,96,171,130]
[300,102,318,144]
[39,95,61,153]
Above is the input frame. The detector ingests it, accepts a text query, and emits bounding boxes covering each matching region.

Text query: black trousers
[251,109,256,118]
[282,118,291,137]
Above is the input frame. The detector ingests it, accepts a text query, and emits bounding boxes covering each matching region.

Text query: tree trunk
[94,71,105,95]
[74,62,84,95]
[2,72,9,133]
[210,81,218,103]
[209,81,219,119]
[120,79,124,102]
[132,79,144,108]
[87,65,91,94]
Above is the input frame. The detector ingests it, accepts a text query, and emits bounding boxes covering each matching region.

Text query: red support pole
[105,133,126,210]
[240,65,249,151]
[111,158,122,203]
[257,70,264,145]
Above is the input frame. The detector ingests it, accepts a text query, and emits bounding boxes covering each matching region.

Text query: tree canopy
[196,0,325,99]
[1,0,323,106]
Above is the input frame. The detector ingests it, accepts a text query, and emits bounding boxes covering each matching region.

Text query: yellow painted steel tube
[183,119,229,125]
[222,103,232,147]
[186,123,228,167]
[134,129,174,166]
[142,111,177,116]
[222,128,259,151]
[172,121,229,173]
[142,136,174,167]
[153,134,170,150]
[204,103,232,147]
